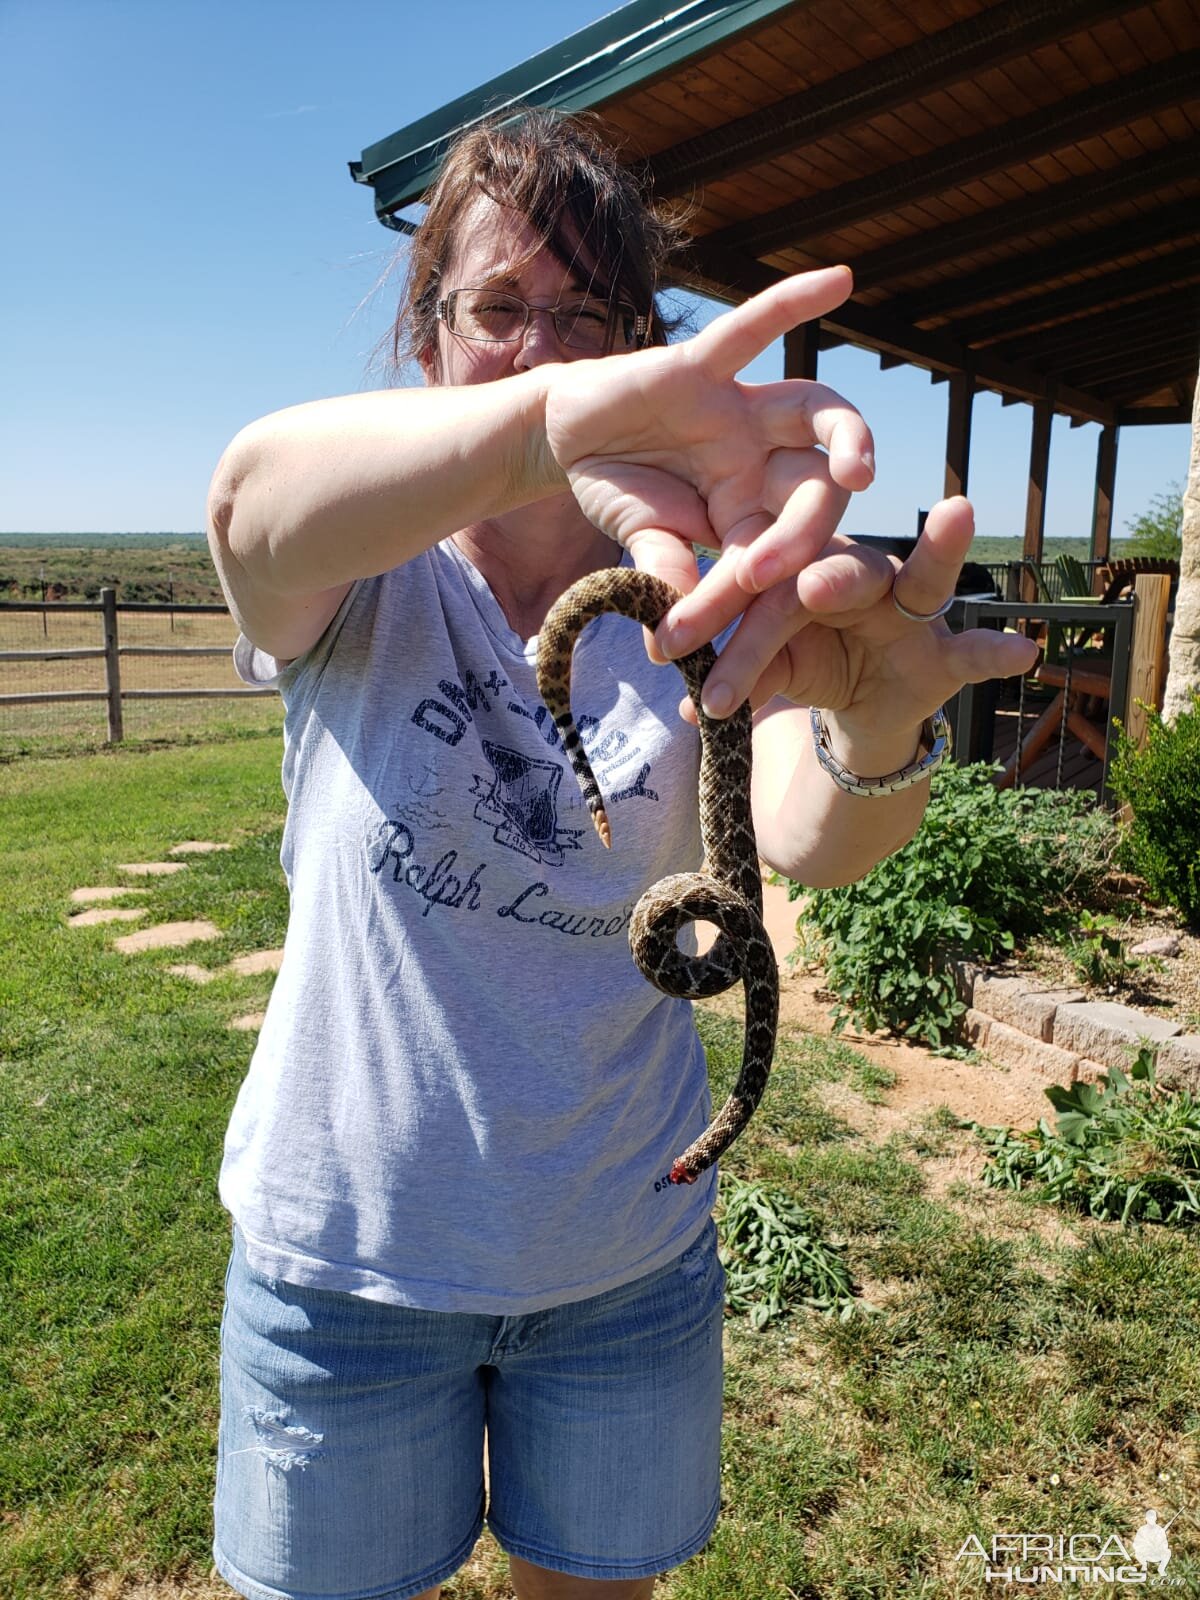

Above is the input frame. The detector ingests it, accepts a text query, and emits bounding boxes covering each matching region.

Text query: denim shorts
[213,1219,726,1600]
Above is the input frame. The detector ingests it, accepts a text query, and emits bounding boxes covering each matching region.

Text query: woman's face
[420,195,616,388]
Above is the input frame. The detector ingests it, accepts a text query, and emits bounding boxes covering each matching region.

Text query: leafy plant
[970,1047,1200,1226]
[717,1173,865,1327]
[790,762,1117,1048]
[1121,481,1183,560]
[1067,909,1130,987]
[1109,692,1200,927]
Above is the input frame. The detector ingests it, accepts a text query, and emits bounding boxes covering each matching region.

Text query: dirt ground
[754,879,1066,1129]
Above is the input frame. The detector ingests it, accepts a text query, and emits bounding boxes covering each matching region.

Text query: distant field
[0,530,1134,608]
[0,537,276,759]
[0,532,220,605]
[969,535,1094,565]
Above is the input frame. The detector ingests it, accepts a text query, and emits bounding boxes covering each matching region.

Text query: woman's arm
[749,698,929,887]
[206,372,563,660]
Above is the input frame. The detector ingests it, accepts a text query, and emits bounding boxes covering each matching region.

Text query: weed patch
[971,1047,1200,1224]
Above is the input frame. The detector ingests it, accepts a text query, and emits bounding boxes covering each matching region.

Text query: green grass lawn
[1,738,1197,1598]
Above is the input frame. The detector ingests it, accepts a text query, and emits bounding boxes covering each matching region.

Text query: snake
[536,566,779,1185]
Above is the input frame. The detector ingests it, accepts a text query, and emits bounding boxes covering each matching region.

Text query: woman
[206,109,1035,1600]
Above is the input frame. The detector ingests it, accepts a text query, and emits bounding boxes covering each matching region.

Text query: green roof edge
[349,0,801,222]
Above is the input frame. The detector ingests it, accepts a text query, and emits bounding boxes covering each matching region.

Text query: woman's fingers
[657,450,848,656]
[944,625,1041,684]
[696,267,856,384]
[792,538,897,615]
[697,540,900,713]
[694,583,811,718]
[890,496,975,617]
[624,528,703,595]
[748,378,875,492]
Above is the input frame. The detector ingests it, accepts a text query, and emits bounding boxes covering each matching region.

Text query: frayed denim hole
[228,1407,327,1474]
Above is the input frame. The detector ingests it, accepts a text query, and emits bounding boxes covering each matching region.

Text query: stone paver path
[164,949,285,984]
[229,1013,266,1032]
[65,843,282,1042]
[113,920,222,954]
[165,963,216,984]
[226,950,284,977]
[68,907,146,928]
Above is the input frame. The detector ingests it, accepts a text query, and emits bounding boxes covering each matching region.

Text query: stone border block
[964,1008,1081,1078]
[1053,1001,1181,1072]
[1155,1035,1200,1092]
[973,976,1085,1042]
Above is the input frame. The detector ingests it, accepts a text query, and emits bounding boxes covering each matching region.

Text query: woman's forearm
[207,371,564,597]
[750,700,929,887]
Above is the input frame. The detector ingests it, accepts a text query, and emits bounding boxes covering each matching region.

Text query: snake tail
[547,712,612,847]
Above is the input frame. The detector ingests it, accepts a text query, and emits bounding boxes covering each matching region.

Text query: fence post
[1124,574,1172,750]
[101,587,124,743]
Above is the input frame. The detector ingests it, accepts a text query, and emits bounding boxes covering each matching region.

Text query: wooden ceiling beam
[842,141,1200,291]
[644,0,1139,199]
[702,55,1199,260]
[944,254,1200,348]
[682,242,1115,421]
[1079,336,1199,382]
[1118,406,1192,425]
[812,295,1113,423]
[892,200,1200,325]
[1062,332,1198,389]
[987,289,1196,366]
[1103,357,1200,405]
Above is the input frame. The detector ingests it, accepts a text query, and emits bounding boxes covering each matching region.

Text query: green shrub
[1067,908,1130,987]
[789,762,1117,1049]
[970,1047,1200,1226]
[1109,691,1200,927]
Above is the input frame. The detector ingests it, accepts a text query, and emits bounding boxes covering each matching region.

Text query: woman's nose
[513,306,570,369]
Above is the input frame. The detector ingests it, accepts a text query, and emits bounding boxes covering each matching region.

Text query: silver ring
[892,583,955,625]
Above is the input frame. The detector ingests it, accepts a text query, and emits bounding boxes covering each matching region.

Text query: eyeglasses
[436,288,649,352]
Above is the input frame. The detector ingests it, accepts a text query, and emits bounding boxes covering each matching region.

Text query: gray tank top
[220,538,720,1312]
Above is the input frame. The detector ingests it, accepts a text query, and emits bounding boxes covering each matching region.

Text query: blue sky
[0,0,1188,540]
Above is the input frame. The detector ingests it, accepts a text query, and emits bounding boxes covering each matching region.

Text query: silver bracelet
[810,705,952,797]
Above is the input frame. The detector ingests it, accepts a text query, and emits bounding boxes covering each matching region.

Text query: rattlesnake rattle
[536,566,780,1185]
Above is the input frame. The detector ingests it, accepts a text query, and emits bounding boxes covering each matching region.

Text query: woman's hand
[541,265,873,600]
[666,497,1040,749]
[542,266,1037,742]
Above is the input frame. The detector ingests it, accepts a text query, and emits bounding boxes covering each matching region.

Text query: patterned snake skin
[537,567,779,1185]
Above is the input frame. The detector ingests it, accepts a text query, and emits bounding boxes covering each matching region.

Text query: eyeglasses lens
[447,291,637,351]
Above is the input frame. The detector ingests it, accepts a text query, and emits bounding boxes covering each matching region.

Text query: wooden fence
[0,588,272,743]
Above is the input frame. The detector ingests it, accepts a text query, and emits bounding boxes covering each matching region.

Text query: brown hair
[386,106,691,377]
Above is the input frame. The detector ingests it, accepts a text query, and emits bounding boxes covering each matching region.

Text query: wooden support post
[944,371,973,500]
[1089,423,1119,568]
[1021,399,1053,602]
[101,586,123,744]
[783,322,818,381]
[1123,574,1172,750]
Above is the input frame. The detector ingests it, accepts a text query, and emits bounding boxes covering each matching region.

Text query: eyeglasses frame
[435,287,651,352]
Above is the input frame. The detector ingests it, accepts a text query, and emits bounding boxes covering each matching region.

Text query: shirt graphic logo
[471,740,584,865]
